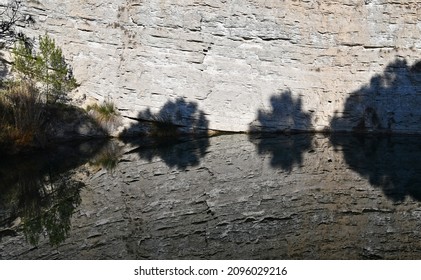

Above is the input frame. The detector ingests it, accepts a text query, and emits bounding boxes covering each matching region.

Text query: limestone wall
[14,0,421,133]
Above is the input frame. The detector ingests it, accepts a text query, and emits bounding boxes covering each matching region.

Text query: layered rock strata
[13,0,421,133]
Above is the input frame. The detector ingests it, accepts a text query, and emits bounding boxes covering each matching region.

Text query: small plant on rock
[86,100,120,133]
[87,101,119,123]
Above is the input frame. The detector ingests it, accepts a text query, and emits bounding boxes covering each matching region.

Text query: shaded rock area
[249,90,313,132]
[121,97,209,137]
[44,104,108,141]
[0,103,108,155]
[1,134,421,259]
[331,59,421,133]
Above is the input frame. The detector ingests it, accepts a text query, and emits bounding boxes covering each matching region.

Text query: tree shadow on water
[123,97,210,170]
[330,58,421,201]
[249,90,313,171]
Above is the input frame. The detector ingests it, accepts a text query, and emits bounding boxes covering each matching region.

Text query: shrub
[86,101,119,124]
[0,81,45,150]
[1,34,79,152]
[12,34,78,103]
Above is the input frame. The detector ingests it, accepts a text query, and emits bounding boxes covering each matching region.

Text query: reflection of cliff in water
[128,136,210,170]
[330,134,421,202]
[123,134,421,260]
[0,140,105,247]
[249,133,313,171]
[3,135,421,259]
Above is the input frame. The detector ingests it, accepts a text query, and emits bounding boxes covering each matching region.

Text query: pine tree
[12,34,78,103]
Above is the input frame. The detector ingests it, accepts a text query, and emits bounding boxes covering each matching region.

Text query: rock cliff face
[17,0,421,133]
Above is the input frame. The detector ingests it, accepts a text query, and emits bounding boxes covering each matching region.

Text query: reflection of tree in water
[249,90,313,171]
[9,173,84,247]
[331,134,421,202]
[0,52,9,81]
[89,140,124,172]
[0,141,104,246]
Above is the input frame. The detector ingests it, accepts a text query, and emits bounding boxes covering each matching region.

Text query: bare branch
[0,0,33,48]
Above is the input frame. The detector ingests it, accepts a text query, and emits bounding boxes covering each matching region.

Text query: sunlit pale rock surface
[8,0,421,133]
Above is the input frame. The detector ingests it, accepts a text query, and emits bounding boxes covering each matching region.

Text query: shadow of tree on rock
[250,90,313,132]
[123,97,210,170]
[330,58,421,133]
[124,97,209,136]
[249,90,313,170]
[330,133,421,202]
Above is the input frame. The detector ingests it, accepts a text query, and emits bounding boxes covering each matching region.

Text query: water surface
[1,133,421,259]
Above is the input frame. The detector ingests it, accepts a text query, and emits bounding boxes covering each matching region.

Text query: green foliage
[0,80,45,151]
[12,39,36,79]
[12,34,78,103]
[87,101,119,123]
